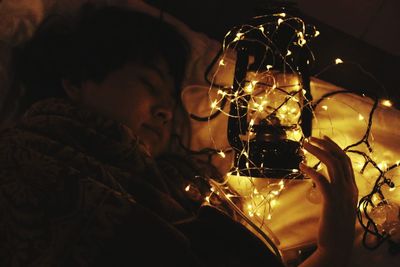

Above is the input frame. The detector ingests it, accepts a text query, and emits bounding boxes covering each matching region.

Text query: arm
[298,136,358,267]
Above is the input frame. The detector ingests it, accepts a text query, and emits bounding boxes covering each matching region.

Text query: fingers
[308,136,356,187]
[299,163,331,200]
[303,138,345,184]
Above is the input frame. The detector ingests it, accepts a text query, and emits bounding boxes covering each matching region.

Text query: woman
[0,4,358,266]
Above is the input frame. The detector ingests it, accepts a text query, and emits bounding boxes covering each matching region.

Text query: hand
[299,136,358,267]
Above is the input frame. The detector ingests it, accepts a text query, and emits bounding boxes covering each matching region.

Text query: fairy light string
[186,11,399,254]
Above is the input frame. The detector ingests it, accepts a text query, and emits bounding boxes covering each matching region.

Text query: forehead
[127,60,174,85]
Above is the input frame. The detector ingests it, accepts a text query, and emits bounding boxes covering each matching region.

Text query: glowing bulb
[279,12,286,17]
[271,190,279,196]
[358,114,364,121]
[259,25,265,33]
[249,119,255,127]
[267,214,272,220]
[298,38,307,46]
[270,199,277,207]
[211,100,218,109]
[205,196,210,203]
[185,185,190,192]
[286,50,292,56]
[335,58,344,64]
[378,161,388,171]
[314,30,320,37]
[297,32,306,46]
[322,105,328,111]
[381,99,393,107]
[219,59,225,66]
[279,180,285,190]
[266,64,273,70]
[389,187,396,192]
[396,160,400,166]
[278,18,284,25]
[234,32,244,42]
[218,151,226,158]
[245,81,257,93]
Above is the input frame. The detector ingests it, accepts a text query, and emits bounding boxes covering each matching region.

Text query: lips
[142,124,162,139]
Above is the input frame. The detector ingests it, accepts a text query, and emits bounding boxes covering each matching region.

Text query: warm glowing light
[335,58,344,64]
[278,18,284,25]
[314,30,320,37]
[245,81,257,93]
[185,185,190,192]
[259,25,265,33]
[322,105,328,111]
[219,59,225,66]
[377,161,388,171]
[298,38,306,46]
[389,187,396,192]
[286,50,292,56]
[372,194,381,204]
[211,100,218,109]
[233,32,244,42]
[249,119,255,127]
[279,12,286,17]
[381,99,393,107]
[267,214,272,220]
[279,180,285,190]
[205,196,210,203]
[218,151,226,158]
[297,32,306,46]
[217,89,227,97]
[358,114,364,121]
[266,65,273,70]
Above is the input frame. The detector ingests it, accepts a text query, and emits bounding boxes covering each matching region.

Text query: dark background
[145,0,400,108]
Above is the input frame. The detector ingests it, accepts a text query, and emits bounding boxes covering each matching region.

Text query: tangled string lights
[186,10,400,256]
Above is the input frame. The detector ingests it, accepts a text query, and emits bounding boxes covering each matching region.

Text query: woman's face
[67,59,177,157]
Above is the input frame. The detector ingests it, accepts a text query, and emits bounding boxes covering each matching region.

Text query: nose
[152,105,173,124]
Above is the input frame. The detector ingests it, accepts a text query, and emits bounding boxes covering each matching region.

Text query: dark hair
[13,4,189,113]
